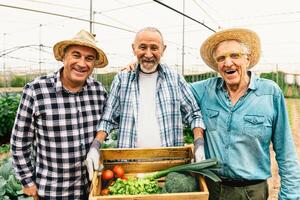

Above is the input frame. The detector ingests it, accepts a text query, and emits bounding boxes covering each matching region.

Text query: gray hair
[134,27,165,45]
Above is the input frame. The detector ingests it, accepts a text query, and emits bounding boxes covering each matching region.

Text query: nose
[77,56,87,66]
[144,48,153,58]
[224,56,233,66]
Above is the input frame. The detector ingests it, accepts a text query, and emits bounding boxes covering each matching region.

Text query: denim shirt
[191,72,300,199]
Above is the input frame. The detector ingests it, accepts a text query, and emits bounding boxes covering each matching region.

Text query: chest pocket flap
[244,115,264,125]
[206,108,219,118]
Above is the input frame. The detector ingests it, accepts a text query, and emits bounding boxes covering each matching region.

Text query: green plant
[109,177,160,195]
[183,124,193,144]
[10,75,27,87]
[0,93,21,138]
[0,144,10,154]
[0,157,33,199]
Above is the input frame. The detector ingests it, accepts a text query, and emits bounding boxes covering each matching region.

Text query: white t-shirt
[136,72,161,148]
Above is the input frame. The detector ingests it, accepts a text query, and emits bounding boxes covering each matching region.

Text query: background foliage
[0,94,21,142]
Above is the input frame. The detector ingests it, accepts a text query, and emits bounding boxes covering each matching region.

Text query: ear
[246,54,251,64]
[161,45,167,57]
[131,44,136,56]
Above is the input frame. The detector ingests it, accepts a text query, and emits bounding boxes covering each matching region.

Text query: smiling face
[214,40,250,91]
[61,45,96,92]
[132,29,166,73]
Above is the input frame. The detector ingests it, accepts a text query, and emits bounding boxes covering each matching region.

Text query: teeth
[225,70,236,74]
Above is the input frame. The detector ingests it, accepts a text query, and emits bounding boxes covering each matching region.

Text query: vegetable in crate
[112,165,125,178]
[141,158,221,182]
[109,177,160,195]
[102,169,114,181]
[161,172,198,193]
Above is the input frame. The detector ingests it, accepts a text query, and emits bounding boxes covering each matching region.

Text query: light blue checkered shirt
[98,64,205,148]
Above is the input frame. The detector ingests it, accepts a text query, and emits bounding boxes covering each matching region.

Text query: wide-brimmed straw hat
[200,28,261,71]
[53,29,108,68]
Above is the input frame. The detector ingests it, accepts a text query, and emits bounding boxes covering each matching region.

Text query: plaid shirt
[11,68,107,199]
[98,64,205,148]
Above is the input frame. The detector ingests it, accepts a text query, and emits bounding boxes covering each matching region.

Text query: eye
[150,45,159,51]
[138,45,147,50]
[72,53,81,59]
[86,56,95,62]
[215,55,225,62]
[230,53,241,59]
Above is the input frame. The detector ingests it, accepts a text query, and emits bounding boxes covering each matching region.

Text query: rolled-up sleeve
[97,74,121,134]
[179,75,205,130]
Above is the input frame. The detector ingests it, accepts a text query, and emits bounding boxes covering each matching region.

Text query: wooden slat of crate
[90,176,209,200]
[104,159,190,173]
[101,146,193,161]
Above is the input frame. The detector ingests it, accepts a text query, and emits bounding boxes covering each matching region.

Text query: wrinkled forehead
[214,40,247,55]
[64,45,98,59]
[134,30,164,46]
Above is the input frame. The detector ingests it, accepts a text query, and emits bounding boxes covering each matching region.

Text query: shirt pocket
[205,108,219,131]
[243,115,270,141]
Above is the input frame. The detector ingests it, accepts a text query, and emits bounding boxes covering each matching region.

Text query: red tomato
[112,165,125,178]
[102,170,114,181]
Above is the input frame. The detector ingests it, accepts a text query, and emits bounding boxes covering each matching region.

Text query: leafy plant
[0,157,33,200]
[183,124,194,144]
[10,76,27,87]
[109,177,160,195]
[0,93,21,138]
[0,144,10,154]
[102,129,118,148]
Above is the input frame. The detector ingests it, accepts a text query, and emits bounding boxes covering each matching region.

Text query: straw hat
[53,29,108,68]
[200,28,261,71]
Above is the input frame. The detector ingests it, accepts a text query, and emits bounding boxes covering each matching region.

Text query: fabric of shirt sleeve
[10,84,36,187]
[97,74,121,134]
[178,75,205,130]
[272,91,300,199]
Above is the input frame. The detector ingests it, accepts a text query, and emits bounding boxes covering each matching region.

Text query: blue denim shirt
[191,72,300,199]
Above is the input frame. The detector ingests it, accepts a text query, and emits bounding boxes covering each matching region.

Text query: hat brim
[200,28,261,71]
[53,40,108,68]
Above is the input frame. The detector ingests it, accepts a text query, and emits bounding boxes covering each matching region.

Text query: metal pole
[181,0,185,75]
[90,0,93,34]
[39,24,42,75]
[2,33,7,87]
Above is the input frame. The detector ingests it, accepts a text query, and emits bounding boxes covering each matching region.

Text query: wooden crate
[89,146,209,200]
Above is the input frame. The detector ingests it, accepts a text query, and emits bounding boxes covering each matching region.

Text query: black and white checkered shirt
[11,68,107,199]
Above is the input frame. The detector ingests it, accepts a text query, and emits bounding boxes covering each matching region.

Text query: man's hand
[85,138,102,181]
[23,184,39,200]
[121,61,136,72]
[194,137,205,162]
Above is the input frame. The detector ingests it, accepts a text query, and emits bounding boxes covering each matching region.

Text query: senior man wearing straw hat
[190,28,300,200]
[11,29,108,199]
